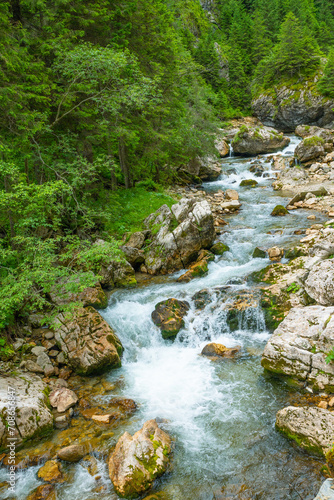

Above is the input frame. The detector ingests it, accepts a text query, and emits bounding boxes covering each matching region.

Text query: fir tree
[318,48,334,98]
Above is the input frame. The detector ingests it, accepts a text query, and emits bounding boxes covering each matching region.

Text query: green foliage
[286,282,301,293]
[303,136,325,146]
[326,347,334,364]
[318,49,334,98]
[0,337,14,361]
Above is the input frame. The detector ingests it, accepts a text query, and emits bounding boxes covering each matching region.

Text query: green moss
[276,425,324,456]
[303,136,325,146]
[271,205,288,216]
[240,179,258,187]
[211,242,230,255]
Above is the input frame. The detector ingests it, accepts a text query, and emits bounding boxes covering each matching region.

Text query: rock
[201,343,241,358]
[50,279,108,309]
[252,247,266,258]
[225,189,239,200]
[220,199,241,210]
[125,231,149,249]
[27,484,56,500]
[232,125,290,155]
[0,372,53,452]
[249,163,264,176]
[295,137,325,163]
[304,259,334,306]
[215,137,230,157]
[271,205,289,216]
[37,460,63,483]
[192,289,212,310]
[144,199,215,275]
[26,360,45,374]
[210,242,229,255]
[261,306,334,392]
[295,125,334,142]
[57,445,85,462]
[108,419,172,499]
[32,346,47,356]
[313,479,334,500]
[151,298,190,339]
[49,387,78,413]
[176,258,209,283]
[54,306,123,375]
[91,414,117,424]
[318,400,328,409]
[267,247,284,261]
[276,406,334,457]
[252,84,334,131]
[185,156,222,181]
[272,155,291,170]
[288,186,329,205]
[240,179,258,187]
[120,246,145,268]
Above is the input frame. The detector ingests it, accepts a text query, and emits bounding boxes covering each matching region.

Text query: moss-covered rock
[271,205,289,216]
[210,242,230,255]
[108,419,172,499]
[151,298,190,339]
[240,179,258,187]
[252,247,267,259]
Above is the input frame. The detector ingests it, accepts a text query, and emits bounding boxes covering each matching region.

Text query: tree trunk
[118,136,131,189]
[106,137,117,191]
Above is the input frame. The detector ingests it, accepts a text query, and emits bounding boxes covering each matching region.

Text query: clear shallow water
[0,137,325,499]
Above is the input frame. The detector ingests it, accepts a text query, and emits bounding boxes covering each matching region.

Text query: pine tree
[317,48,334,97]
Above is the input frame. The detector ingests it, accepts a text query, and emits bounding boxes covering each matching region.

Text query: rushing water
[1,136,326,499]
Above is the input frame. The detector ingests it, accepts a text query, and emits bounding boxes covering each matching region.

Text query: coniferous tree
[318,48,334,97]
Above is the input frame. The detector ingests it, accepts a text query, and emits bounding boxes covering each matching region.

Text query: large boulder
[90,240,137,289]
[295,137,325,163]
[276,406,334,457]
[262,306,334,392]
[0,372,53,452]
[201,343,241,358]
[252,84,334,131]
[108,419,172,499]
[184,156,222,181]
[50,279,107,309]
[151,298,190,339]
[304,259,334,306]
[215,137,230,157]
[232,125,290,155]
[54,306,123,375]
[295,125,334,142]
[143,199,215,275]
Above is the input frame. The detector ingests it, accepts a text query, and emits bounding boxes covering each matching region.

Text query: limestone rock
[262,306,334,392]
[120,245,145,268]
[225,189,238,200]
[0,372,53,452]
[57,445,85,462]
[220,200,241,210]
[210,242,229,255]
[232,125,290,155]
[252,85,334,131]
[288,186,329,206]
[304,259,334,306]
[313,479,334,500]
[37,460,63,483]
[184,156,222,181]
[268,247,284,261]
[295,137,325,163]
[125,231,150,249]
[108,419,172,499]
[50,280,107,309]
[144,199,215,275]
[215,137,230,157]
[49,387,78,413]
[151,298,190,339]
[201,343,241,358]
[27,484,56,500]
[295,125,334,142]
[276,406,334,456]
[54,306,123,375]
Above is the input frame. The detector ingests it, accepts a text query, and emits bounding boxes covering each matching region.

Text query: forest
[2,0,334,339]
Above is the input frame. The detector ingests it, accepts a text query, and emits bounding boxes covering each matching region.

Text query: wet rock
[215,137,229,157]
[151,298,190,339]
[304,259,334,306]
[295,137,325,163]
[49,387,78,413]
[211,242,230,255]
[252,247,266,258]
[262,306,334,392]
[201,343,241,358]
[27,484,56,500]
[232,125,290,155]
[271,205,289,216]
[268,247,284,261]
[0,372,53,452]
[276,406,334,457]
[57,444,85,462]
[54,306,123,375]
[313,479,334,500]
[240,179,258,187]
[37,460,63,483]
[220,199,241,210]
[144,198,215,275]
[108,419,172,499]
[91,413,118,424]
[192,289,212,310]
[225,189,239,200]
[176,258,209,283]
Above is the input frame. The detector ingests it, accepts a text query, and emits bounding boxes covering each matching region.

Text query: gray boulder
[305,259,334,306]
[143,198,215,275]
[0,372,53,451]
[295,137,325,163]
[276,406,334,457]
[295,125,334,142]
[313,479,334,500]
[262,306,334,392]
[232,125,290,155]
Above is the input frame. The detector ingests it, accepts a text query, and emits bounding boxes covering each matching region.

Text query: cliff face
[252,81,334,131]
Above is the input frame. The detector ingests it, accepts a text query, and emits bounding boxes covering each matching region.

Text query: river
[1,136,326,499]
